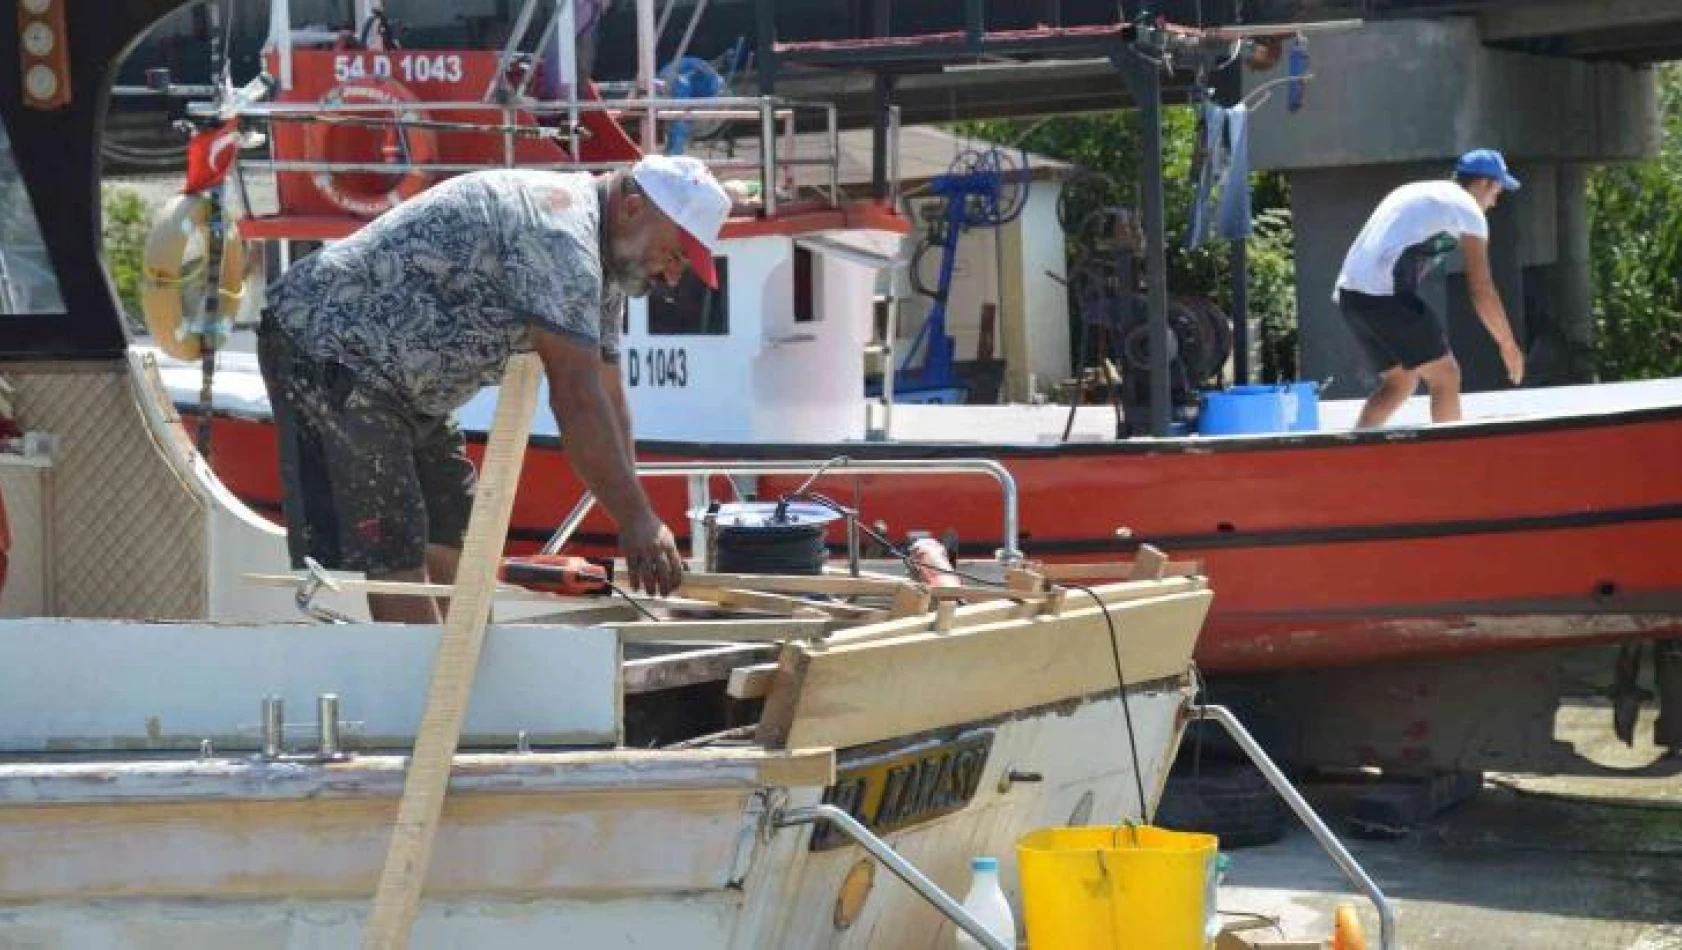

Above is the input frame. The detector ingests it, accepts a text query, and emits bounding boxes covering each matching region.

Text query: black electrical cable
[1063,581,1151,820]
[604,579,661,622]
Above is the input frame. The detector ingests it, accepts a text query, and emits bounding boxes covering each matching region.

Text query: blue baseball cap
[1456,149,1521,191]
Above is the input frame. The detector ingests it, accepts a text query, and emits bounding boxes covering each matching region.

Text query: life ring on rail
[306,78,437,218]
[140,194,249,361]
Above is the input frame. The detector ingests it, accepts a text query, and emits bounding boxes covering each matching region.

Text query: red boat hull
[192,406,1682,673]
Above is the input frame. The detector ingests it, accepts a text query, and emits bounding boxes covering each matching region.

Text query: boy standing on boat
[1334,148,1525,427]
[257,155,731,622]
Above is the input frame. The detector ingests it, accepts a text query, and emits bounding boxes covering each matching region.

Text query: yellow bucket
[1017,825,1218,950]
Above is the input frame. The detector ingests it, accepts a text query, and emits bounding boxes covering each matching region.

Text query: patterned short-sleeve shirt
[268,169,626,418]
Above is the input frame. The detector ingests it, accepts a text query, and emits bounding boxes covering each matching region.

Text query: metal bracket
[773,803,1010,950]
[1191,703,1398,950]
[294,557,357,625]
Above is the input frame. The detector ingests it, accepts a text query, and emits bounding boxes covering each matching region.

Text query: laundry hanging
[1186,101,1253,248]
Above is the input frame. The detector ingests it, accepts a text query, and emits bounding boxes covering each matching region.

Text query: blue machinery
[886,147,1027,398]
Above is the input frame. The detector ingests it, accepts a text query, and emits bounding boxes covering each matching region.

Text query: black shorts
[1338,289,1450,373]
[256,313,476,575]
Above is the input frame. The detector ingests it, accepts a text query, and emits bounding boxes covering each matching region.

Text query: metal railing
[189,94,849,210]
[1194,703,1399,950]
[542,458,1022,564]
[774,804,1012,950]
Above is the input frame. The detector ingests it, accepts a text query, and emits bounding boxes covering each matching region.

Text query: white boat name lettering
[332,54,464,85]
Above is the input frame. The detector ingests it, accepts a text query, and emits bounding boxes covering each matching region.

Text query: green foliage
[101,184,153,335]
[959,106,1298,383]
[1587,63,1682,381]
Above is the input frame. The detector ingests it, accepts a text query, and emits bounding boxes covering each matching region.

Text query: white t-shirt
[1334,180,1488,299]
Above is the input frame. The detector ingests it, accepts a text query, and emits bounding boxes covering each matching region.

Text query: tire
[1155,761,1290,849]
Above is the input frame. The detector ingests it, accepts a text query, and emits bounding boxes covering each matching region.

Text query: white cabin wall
[624,235,870,444]
[1001,185,1071,402]
[897,182,1069,401]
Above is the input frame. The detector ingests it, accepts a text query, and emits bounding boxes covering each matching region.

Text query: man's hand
[1499,339,1525,386]
[620,513,684,597]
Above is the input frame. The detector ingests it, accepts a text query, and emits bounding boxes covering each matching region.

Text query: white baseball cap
[631,155,731,289]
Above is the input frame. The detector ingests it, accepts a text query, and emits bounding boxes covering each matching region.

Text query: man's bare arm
[532,328,681,594]
[600,357,636,462]
[1461,234,1524,385]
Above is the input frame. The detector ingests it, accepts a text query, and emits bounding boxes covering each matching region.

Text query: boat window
[647,259,729,335]
[793,247,816,323]
[0,118,66,315]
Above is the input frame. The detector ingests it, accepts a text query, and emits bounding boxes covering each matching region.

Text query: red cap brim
[679,229,718,290]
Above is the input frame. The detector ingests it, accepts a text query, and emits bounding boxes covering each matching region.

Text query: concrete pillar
[1552,163,1596,382]
[1245,17,1655,397]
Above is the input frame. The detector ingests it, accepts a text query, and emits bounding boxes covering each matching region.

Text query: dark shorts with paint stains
[256,310,476,575]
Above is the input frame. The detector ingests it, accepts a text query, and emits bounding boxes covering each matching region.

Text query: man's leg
[1356,365,1419,428]
[1416,353,1464,423]
[311,388,443,624]
[415,415,477,620]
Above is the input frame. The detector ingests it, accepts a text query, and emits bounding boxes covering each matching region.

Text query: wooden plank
[684,585,886,621]
[243,572,575,604]
[614,618,830,642]
[726,663,779,701]
[1129,544,1169,581]
[623,644,776,695]
[770,589,1213,750]
[927,585,1048,603]
[679,572,911,597]
[753,644,812,749]
[889,585,931,618]
[1037,559,1203,582]
[363,353,543,950]
[826,576,1205,648]
[758,747,836,788]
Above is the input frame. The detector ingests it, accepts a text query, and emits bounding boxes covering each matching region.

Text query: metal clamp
[295,557,356,625]
[1191,703,1398,950]
[774,804,1011,950]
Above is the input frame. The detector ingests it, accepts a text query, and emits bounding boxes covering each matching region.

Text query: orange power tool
[498,555,613,597]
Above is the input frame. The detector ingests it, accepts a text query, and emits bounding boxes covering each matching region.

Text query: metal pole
[760,98,778,216]
[1217,64,1249,385]
[775,804,1011,950]
[1110,47,1170,436]
[1196,704,1399,950]
[637,0,658,152]
[541,458,1021,561]
[754,0,778,96]
[261,696,285,759]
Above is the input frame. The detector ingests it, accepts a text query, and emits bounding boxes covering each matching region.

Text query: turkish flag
[182,119,242,194]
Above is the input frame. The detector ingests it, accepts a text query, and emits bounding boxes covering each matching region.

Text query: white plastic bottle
[954,856,1017,949]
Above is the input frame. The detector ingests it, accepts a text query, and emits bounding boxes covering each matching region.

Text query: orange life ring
[306,77,437,218]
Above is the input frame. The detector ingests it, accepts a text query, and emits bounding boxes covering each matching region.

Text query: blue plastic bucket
[1200,385,1289,435]
[1286,381,1320,431]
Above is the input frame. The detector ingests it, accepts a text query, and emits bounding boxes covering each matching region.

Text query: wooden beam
[624,644,777,695]
[683,585,885,621]
[1129,544,1168,581]
[763,589,1212,751]
[614,618,831,642]
[727,663,779,701]
[1036,559,1203,582]
[243,572,577,604]
[363,353,543,949]
[680,572,912,597]
[827,575,1205,648]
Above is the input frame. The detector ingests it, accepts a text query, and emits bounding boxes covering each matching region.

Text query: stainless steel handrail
[774,804,1011,950]
[1193,704,1399,950]
[541,458,1022,562]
